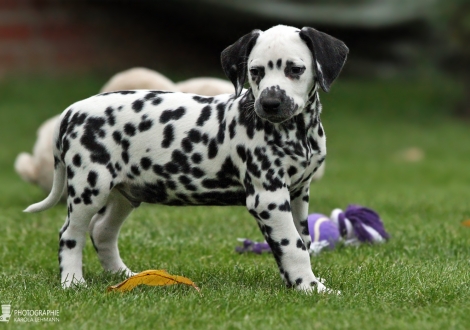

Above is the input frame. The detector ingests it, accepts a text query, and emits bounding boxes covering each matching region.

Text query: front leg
[291,185,312,251]
[246,187,328,293]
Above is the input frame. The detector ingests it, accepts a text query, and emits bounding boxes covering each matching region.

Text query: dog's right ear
[221,30,261,97]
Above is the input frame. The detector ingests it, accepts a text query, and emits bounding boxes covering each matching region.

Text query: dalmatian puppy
[25,25,348,292]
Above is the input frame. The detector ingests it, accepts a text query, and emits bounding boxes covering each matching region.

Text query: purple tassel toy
[235,238,271,254]
[236,205,390,255]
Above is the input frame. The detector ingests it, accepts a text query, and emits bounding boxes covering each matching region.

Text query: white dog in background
[15,67,325,198]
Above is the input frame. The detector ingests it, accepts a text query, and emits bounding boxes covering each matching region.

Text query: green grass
[0,75,469,329]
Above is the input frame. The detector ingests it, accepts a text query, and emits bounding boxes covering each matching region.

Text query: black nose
[261,97,281,113]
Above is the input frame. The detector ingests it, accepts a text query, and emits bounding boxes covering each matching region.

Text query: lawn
[0,75,469,329]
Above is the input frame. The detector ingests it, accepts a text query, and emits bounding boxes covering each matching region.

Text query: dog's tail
[24,163,65,213]
[24,112,69,213]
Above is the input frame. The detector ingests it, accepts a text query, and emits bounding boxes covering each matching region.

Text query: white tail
[23,163,66,213]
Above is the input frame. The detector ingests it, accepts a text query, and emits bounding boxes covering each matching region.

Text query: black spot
[152,97,163,106]
[160,107,186,124]
[295,278,303,286]
[268,60,273,69]
[191,153,202,164]
[236,145,246,162]
[132,99,144,112]
[68,185,76,197]
[178,175,191,185]
[193,96,214,104]
[73,197,81,204]
[196,105,211,126]
[287,166,297,177]
[172,150,190,172]
[217,121,226,144]
[254,147,271,171]
[208,139,218,159]
[121,139,130,151]
[138,119,153,132]
[317,125,324,137]
[67,166,74,179]
[131,165,141,176]
[152,164,166,176]
[87,171,98,187]
[124,123,136,136]
[276,59,282,69]
[105,107,116,126]
[72,154,81,167]
[121,151,129,164]
[263,169,283,191]
[161,124,174,148]
[296,238,306,250]
[246,150,261,178]
[80,117,110,164]
[244,174,255,196]
[57,109,72,151]
[229,119,237,139]
[278,200,291,212]
[98,206,107,214]
[65,240,76,249]
[191,167,205,178]
[202,134,209,145]
[81,187,99,205]
[144,92,156,100]
[216,103,225,124]
[140,157,152,170]
[259,211,270,219]
[188,129,202,143]
[112,131,122,144]
[181,138,193,153]
[280,239,289,246]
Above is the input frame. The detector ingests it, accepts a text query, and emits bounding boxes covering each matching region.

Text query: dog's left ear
[299,27,349,93]
[221,29,261,97]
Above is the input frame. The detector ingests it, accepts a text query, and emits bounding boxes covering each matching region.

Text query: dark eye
[250,68,259,76]
[291,66,304,75]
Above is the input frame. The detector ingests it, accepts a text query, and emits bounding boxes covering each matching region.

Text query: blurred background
[0,0,468,107]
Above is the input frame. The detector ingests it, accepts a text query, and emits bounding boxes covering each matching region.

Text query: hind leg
[88,189,135,276]
[59,172,111,288]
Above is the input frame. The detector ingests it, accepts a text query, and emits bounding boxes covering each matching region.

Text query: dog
[25,25,348,292]
[15,68,237,199]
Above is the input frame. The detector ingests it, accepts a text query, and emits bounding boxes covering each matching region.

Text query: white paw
[315,281,341,295]
[296,278,341,295]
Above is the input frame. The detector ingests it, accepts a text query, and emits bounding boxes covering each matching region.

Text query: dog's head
[221,25,348,123]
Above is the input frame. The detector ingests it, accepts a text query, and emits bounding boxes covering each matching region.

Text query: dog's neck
[236,84,322,159]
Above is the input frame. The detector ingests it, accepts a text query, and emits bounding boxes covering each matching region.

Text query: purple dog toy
[236,205,390,255]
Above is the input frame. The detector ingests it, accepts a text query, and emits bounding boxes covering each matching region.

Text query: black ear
[299,27,349,92]
[221,29,261,97]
